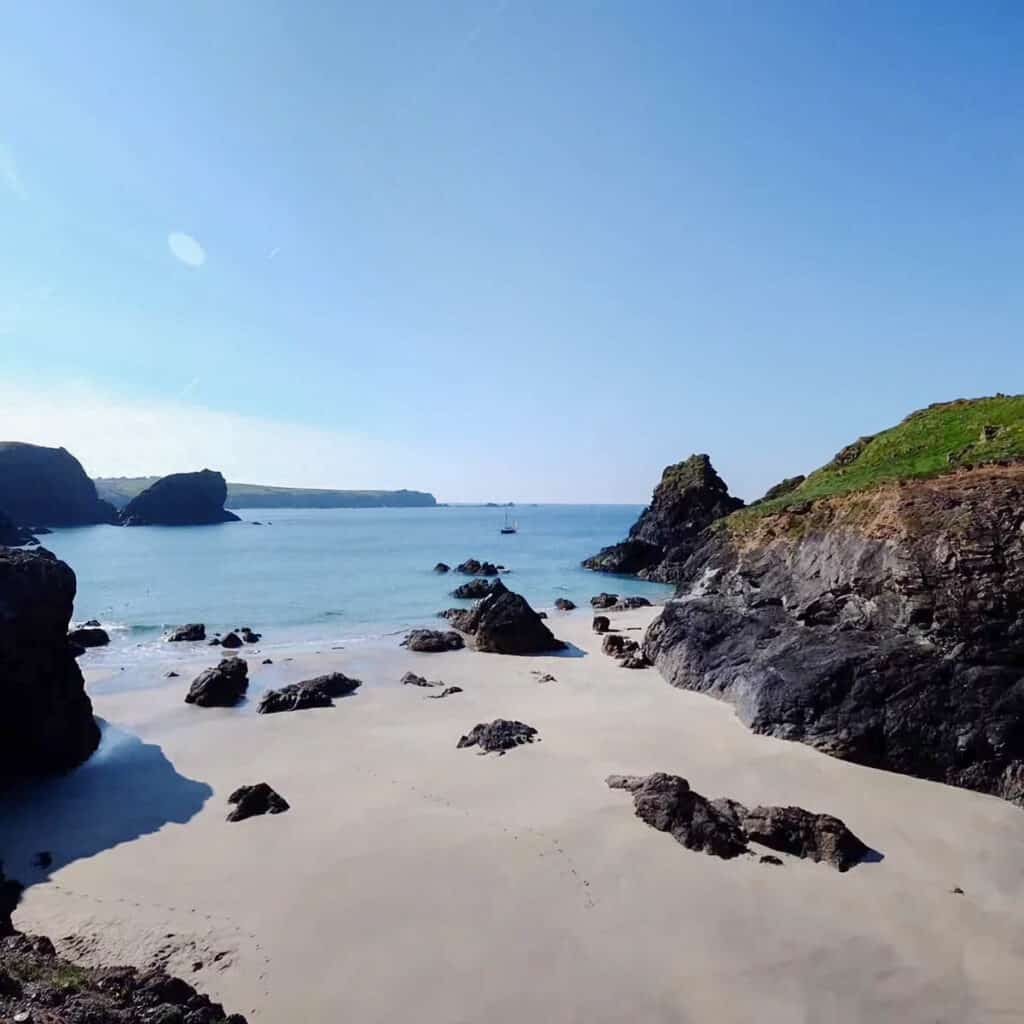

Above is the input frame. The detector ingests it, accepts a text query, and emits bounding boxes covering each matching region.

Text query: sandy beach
[5,606,1024,1023]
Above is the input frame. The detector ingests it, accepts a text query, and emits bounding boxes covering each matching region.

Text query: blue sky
[2,1,1021,502]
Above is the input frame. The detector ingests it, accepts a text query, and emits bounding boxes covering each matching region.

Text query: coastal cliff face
[120,470,241,526]
[645,464,1024,805]
[582,455,743,581]
[0,443,117,527]
[0,547,100,781]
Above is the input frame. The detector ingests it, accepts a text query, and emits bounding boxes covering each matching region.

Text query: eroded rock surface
[402,629,465,653]
[167,623,205,642]
[258,672,361,713]
[449,580,564,654]
[457,719,538,753]
[185,658,249,707]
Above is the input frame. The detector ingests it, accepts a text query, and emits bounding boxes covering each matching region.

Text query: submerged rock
[455,558,500,576]
[167,622,206,642]
[553,597,576,611]
[451,577,496,600]
[226,782,289,822]
[449,579,565,655]
[120,469,240,526]
[67,626,110,648]
[402,629,465,652]
[0,547,100,779]
[434,562,451,573]
[185,658,249,707]
[258,672,361,713]
[457,719,538,753]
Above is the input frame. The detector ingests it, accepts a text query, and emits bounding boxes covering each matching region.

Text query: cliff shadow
[0,719,212,895]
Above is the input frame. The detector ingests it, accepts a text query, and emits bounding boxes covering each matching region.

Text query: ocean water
[43,504,672,668]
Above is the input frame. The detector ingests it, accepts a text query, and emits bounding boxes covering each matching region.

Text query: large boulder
[740,805,869,872]
[0,442,117,526]
[120,469,241,526]
[582,454,743,581]
[0,547,100,779]
[167,623,205,642]
[402,629,464,652]
[451,578,496,600]
[451,579,564,654]
[257,672,361,714]
[67,626,109,648]
[644,463,1024,808]
[184,657,249,707]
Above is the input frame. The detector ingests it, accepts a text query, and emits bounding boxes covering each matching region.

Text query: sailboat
[500,511,518,534]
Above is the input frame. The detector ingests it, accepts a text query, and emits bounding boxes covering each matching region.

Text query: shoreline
[4,607,1024,1022]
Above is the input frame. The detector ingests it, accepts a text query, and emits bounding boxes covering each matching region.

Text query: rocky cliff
[0,443,116,527]
[582,454,743,581]
[642,396,1024,808]
[0,547,100,781]
[120,470,241,526]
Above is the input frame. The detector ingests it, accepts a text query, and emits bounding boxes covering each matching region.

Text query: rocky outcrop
[644,464,1024,807]
[67,626,109,648]
[0,547,100,780]
[184,658,249,707]
[448,580,564,654]
[220,631,243,649]
[1,864,21,937]
[602,634,639,659]
[606,773,869,870]
[0,510,35,547]
[451,578,496,600]
[455,558,500,576]
[402,629,465,653]
[583,454,743,581]
[457,719,538,753]
[257,672,361,713]
[590,593,619,609]
[167,623,205,642]
[0,931,249,1022]
[226,783,289,822]
[434,562,450,573]
[554,598,576,611]
[0,443,116,527]
[240,627,261,643]
[120,469,240,526]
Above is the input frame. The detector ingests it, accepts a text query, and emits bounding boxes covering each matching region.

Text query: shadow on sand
[0,719,212,894]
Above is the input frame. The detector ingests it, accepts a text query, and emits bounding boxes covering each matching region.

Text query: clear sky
[1,1,1021,502]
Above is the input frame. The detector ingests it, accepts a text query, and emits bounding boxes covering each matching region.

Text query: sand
[4,607,1024,1023]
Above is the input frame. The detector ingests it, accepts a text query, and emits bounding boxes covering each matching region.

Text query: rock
[67,626,109,648]
[451,578,496,600]
[457,719,538,753]
[602,634,639,659]
[0,442,117,526]
[439,608,476,631]
[610,596,652,611]
[606,773,749,860]
[553,597,576,610]
[582,454,743,581]
[455,558,500,576]
[592,615,611,633]
[402,629,465,652]
[166,670,180,678]
[208,638,221,646]
[1,863,23,937]
[401,671,441,687]
[226,783,289,822]
[262,658,273,665]
[951,886,964,894]
[0,547,100,779]
[535,673,556,683]
[184,658,249,707]
[119,469,241,526]
[621,652,650,669]
[240,627,261,643]
[167,623,206,642]
[741,805,869,872]
[257,672,361,714]
[0,509,36,547]
[590,592,619,609]
[760,854,784,866]
[644,463,1024,808]
[220,631,243,649]
[434,562,451,573]
[427,686,463,699]
[449,579,565,654]
[82,619,101,627]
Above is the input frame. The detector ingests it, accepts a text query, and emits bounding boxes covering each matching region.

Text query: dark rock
[166,671,180,678]
[67,626,109,648]
[760,854,784,866]
[32,851,51,869]
[602,634,639,659]
[119,470,240,526]
[590,592,619,609]
[184,658,249,707]
[592,615,611,634]
[401,671,441,688]
[207,638,221,646]
[427,686,463,699]
[220,631,243,649]
[741,805,869,872]
[1,864,22,937]
[553,598,576,611]
[262,658,273,665]
[621,652,650,669]
[439,607,476,631]
[168,623,206,642]
[455,558,500,576]
[951,886,964,894]
[457,719,538,753]
[0,442,117,526]
[0,509,36,547]
[610,596,652,611]
[402,629,465,652]
[451,578,496,600]
[434,562,450,573]
[583,454,743,581]
[226,782,289,822]
[449,579,564,654]
[535,673,556,683]
[644,465,1024,808]
[257,672,361,714]
[0,547,100,779]
[82,619,101,627]
[606,773,749,859]
[240,627,261,644]
[68,641,86,658]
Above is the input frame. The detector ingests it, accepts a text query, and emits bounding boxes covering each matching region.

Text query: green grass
[742,394,1024,519]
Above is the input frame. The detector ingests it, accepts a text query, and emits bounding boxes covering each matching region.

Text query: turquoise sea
[43,504,672,670]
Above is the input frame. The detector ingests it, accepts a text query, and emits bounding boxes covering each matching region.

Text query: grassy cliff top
[745,394,1024,518]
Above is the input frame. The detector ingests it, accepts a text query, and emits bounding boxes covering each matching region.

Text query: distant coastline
[95,477,437,510]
